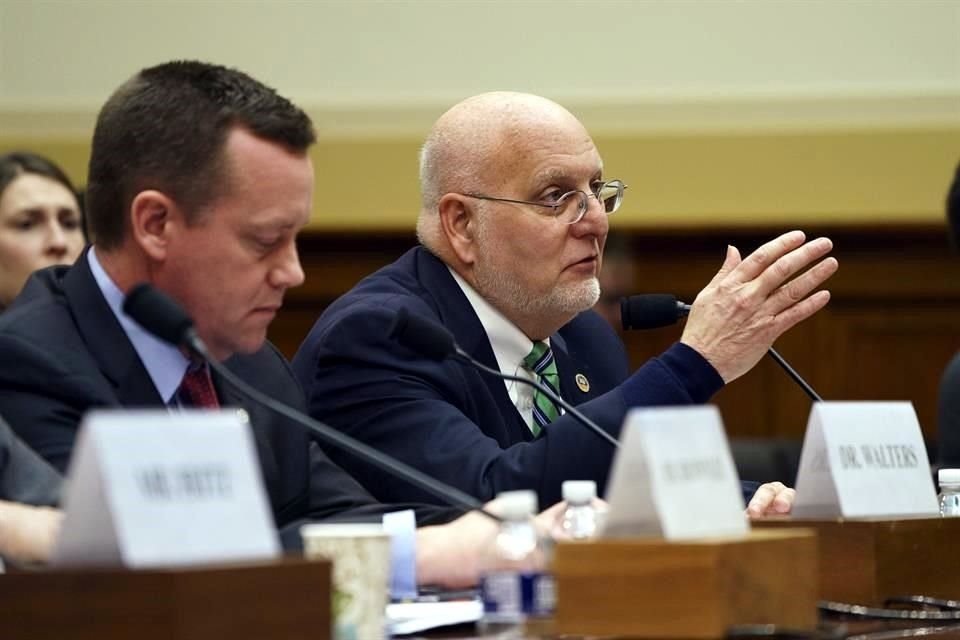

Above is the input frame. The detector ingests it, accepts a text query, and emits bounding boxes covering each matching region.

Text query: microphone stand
[766,348,822,402]
[454,348,620,449]
[675,300,823,403]
[185,331,503,523]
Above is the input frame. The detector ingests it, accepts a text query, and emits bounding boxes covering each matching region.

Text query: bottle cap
[939,468,960,485]
[493,490,538,519]
[562,480,597,504]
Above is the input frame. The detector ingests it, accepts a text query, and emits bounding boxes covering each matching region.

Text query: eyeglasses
[462,179,627,224]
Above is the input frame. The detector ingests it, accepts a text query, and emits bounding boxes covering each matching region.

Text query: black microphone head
[122,283,195,347]
[620,294,687,330]
[389,307,457,361]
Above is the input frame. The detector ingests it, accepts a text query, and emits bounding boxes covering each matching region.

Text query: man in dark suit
[0,416,61,564]
[937,162,960,467]
[0,62,551,587]
[293,92,838,514]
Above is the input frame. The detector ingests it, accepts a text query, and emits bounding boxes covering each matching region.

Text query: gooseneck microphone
[620,294,823,403]
[620,294,691,331]
[388,307,620,449]
[122,283,500,522]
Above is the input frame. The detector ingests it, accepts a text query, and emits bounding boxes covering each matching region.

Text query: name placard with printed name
[53,410,280,568]
[793,402,939,518]
[602,406,748,540]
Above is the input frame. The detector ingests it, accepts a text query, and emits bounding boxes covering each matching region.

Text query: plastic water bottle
[560,480,598,539]
[939,469,960,517]
[479,490,555,635]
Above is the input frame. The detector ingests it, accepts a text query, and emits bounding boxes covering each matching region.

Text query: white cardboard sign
[602,406,748,540]
[793,402,938,518]
[52,409,280,568]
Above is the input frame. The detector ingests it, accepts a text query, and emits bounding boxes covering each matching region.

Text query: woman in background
[0,152,85,310]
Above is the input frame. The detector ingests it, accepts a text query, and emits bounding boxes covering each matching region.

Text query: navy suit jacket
[293,247,738,508]
[0,251,462,547]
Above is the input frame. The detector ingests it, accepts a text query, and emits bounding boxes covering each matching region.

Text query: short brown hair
[86,60,316,249]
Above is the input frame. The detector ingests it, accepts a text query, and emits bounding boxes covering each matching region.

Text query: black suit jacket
[0,417,60,506]
[293,247,729,508]
[939,352,960,467]
[0,251,462,547]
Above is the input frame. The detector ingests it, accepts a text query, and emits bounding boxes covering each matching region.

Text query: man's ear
[129,190,178,261]
[438,193,480,266]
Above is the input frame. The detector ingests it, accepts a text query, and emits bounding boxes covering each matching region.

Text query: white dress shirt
[448,268,556,427]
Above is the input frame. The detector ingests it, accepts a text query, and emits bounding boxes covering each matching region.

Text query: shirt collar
[87,248,190,404]
[448,267,546,377]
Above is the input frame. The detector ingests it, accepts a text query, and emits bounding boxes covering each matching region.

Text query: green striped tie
[522,341,562,436]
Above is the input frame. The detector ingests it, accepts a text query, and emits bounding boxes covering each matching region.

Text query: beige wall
[1,0,958,229]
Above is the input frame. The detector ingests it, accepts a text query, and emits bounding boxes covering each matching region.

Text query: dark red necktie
[177,365,220,409]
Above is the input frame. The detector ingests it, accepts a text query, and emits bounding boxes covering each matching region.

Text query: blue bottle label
[480,571,555,618]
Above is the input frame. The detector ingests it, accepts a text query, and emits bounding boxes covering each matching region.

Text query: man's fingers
[746,483,779,516]
[729,230,806,285]
[765,256,839,315]
[746,482,796,517]
[752,237,834,299]
[706,245,743,287]
[772,289,832,336]
[773,488,796,514]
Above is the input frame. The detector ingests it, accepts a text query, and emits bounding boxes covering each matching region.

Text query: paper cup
[301,523,391,640]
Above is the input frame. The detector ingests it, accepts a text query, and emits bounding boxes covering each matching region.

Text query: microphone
[124,283,200,347]
[619,294,823,402]
[388,307,620,449]
[620,293,690,330]
[122,283,500,521]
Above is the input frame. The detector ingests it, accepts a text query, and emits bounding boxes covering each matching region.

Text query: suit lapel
[413,248,606,436]
[414,249,532,437]
[550,332,599,408]
[63,250,163,407]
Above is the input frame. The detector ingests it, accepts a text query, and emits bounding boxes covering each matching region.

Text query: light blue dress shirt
[87,249,189,404]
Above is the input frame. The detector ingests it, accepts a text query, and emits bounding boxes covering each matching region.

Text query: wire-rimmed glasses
[462,179,627,224]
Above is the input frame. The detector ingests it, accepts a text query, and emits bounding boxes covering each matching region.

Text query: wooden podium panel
[757,517,960,605]
[552,529,818,639]
[0,558,331,640]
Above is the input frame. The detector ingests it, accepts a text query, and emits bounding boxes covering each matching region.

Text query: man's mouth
[567,255,598,269]
[252,305,281,316]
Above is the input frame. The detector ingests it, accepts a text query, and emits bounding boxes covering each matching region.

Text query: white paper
[387,599,483,635]
[793,402,939,518]
[53,409,280,568]
[603,406,748,540]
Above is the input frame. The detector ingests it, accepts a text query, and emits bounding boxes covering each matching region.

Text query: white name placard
[793,402,938,518]
[52,409,280,568]
[602,406,748,540]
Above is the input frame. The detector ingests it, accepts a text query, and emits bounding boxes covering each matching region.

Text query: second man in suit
[293,91,838,513]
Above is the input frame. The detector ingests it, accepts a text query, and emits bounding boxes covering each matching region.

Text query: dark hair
[949,162,960,250]
[86,60,316,249]
[0,151,80,207]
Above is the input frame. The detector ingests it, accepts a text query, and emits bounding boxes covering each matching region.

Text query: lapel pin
[575,373,590,393]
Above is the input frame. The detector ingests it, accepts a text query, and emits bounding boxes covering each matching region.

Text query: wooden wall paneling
[269,226,960,447]
[820,304,960,440]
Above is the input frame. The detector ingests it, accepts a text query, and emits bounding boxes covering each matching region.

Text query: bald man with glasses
[293,91,837,515]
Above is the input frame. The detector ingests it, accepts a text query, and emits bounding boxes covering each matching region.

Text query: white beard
[473,251,600,322]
